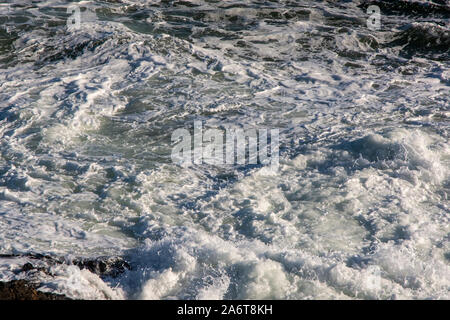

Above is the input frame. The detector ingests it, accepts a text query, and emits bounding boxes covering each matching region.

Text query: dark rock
[1,253,131,278]
[0,254,131,299]
[73,257,131,278]
[21,263,34,272]
[0,280,70,300]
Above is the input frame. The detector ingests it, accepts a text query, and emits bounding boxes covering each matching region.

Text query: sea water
[0,0,448,299]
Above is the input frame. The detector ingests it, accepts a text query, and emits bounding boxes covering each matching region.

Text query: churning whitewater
[0,0,449,299]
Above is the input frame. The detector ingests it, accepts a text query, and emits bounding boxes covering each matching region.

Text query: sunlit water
[0,0,449,299]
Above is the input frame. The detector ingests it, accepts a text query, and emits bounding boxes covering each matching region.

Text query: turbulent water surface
[0,0,449,299]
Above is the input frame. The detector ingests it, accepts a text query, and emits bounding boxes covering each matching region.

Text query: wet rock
[359,0,450,18]
[1,253,131,278]
[72,257,131,278]
[0,254,131,298]
[0,280,70,300]
[21,263,34,272]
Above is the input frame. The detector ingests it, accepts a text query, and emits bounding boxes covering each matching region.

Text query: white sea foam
[0,0,448,299]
